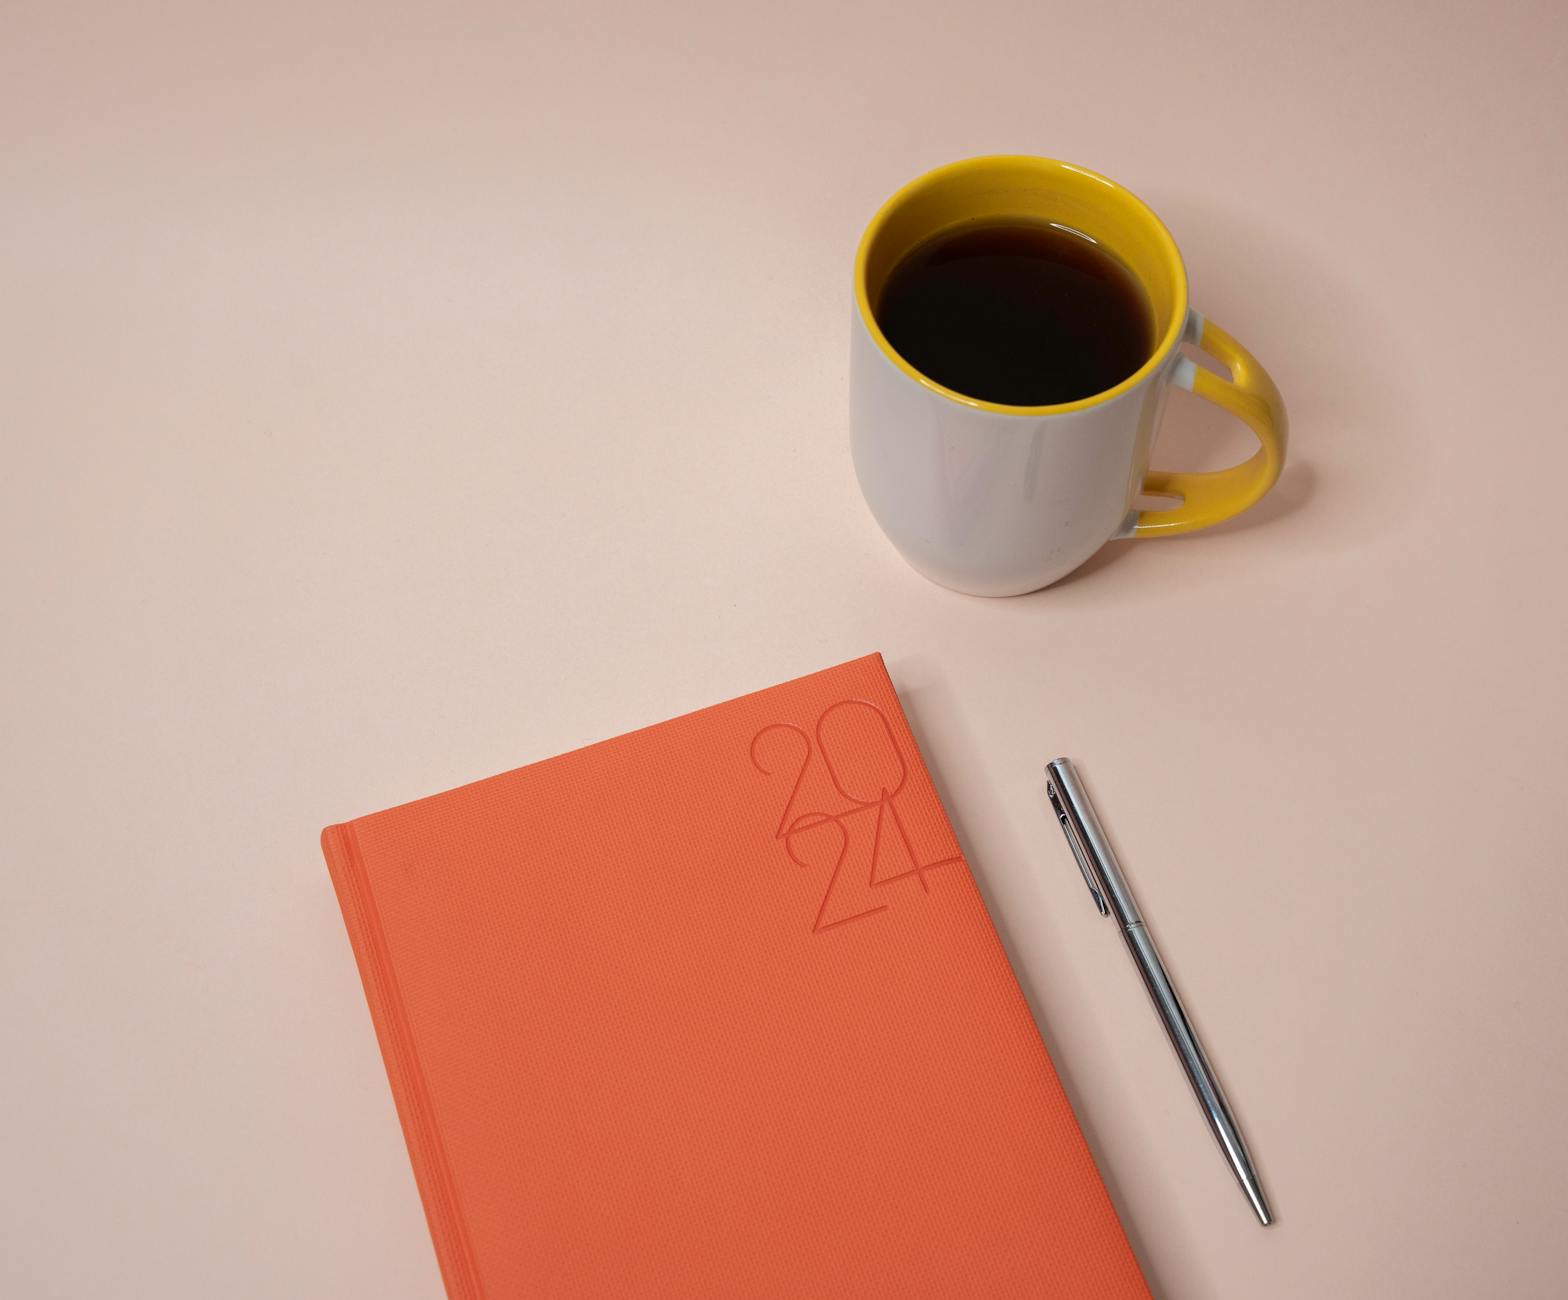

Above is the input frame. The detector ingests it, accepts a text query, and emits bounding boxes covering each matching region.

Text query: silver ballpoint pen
[1045,758,1274,1227]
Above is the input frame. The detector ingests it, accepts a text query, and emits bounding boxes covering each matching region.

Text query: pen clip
[1047,777,1109,917]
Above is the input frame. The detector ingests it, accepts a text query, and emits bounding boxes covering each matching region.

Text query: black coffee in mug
[874,221,1154,407]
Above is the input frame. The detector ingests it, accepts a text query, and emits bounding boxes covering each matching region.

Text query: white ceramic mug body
[850,306,1200,597]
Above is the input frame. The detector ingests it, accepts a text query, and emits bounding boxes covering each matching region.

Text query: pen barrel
[1125,925,1227,1118]
[1123,922,1270,1223]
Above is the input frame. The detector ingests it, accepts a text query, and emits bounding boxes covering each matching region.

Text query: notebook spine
[321,822,483,1300]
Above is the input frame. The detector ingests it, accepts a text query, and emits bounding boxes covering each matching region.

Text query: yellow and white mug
[851,156,1287,596]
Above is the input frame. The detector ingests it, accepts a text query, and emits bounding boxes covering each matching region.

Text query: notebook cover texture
[321,654,1148,1298]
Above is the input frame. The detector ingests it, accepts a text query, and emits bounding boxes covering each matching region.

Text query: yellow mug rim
[854,155,1189,417]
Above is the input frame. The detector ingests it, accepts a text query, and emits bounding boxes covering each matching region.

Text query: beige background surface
[4,2,1567,1296]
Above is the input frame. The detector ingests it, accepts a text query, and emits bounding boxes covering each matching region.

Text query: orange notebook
[322,654,1148,1298]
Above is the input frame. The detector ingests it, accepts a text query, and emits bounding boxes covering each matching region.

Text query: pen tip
[1250,1188,1274,1227]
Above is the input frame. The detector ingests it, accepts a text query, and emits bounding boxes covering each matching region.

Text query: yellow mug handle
[1133,314,1288,536]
